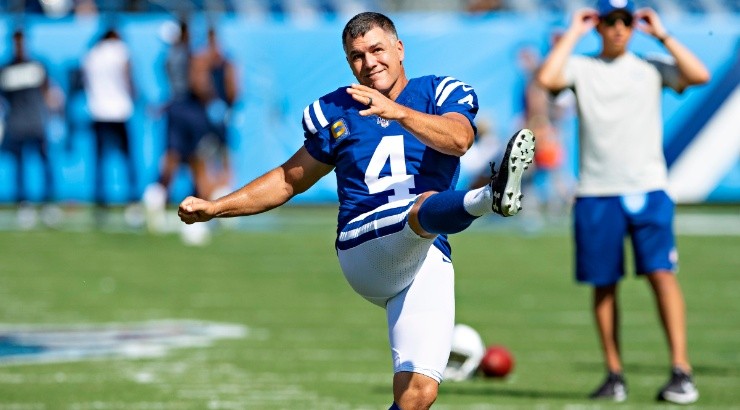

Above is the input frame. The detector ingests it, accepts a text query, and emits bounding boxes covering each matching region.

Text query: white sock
[463,186,493,217]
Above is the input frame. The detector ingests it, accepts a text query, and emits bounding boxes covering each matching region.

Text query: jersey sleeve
[646,54,682,93]
[432,76,479,128]
[301,97,335,165]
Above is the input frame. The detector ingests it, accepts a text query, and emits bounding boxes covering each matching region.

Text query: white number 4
[364,135,416,202]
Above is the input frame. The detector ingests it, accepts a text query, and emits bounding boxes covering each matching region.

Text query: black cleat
[656,367,699,404]
[589,371,628,402]
[489,128,535,216]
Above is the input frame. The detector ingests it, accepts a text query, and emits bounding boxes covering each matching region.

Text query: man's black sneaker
[489,128,535,216]
[657,367,699,404]
[589,371,627,402]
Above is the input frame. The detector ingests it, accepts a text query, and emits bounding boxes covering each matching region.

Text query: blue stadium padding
[664,39,740,166]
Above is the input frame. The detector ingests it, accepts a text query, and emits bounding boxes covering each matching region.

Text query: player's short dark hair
[342,12,398,51]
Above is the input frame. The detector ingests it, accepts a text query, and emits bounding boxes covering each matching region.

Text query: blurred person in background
[166,20,192,102]
[517,43,573,229]
[466,0,504,13]
[0,28,64,229]
[191,26,238,195]
[537,0,710,404]
[83,27,140,227]
[143,23,239,241]
[178,11,534,408]
[459,117,502,189]
[74,0,98,15]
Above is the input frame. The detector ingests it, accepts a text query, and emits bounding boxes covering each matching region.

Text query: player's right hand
[178,196,216,224]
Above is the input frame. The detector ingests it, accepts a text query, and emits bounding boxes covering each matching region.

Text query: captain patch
[331,119,349,140]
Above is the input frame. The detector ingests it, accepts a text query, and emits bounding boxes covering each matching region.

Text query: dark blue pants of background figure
[0,135,54,203]
[92,121,138,206]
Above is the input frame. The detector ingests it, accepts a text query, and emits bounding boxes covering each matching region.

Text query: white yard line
[675,213,740,236]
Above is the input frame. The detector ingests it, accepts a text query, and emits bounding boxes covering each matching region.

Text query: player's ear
[396,39,404,62]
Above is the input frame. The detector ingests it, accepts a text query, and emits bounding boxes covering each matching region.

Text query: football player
[179,12,534,409]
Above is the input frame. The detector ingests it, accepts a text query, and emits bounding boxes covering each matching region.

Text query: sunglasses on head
[602,14,633,27]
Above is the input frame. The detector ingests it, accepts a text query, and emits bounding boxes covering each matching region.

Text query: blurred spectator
[466,0,504,13]
[165,20,192,102]
[537,3,710,402]
[143,23,239,237]
[0,28,64,229]
[82,27,140,225]
[517,44,573,225]
[193,26,238,193]
[459,117,502,189]
[74,0,98,15]
[8,0,75,17]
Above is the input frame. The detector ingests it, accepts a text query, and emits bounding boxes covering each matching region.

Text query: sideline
[0,206,737,236]
[674,213,740,236]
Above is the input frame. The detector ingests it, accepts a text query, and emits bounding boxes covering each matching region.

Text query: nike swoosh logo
[442,257,452,263]
[461,85,473,92]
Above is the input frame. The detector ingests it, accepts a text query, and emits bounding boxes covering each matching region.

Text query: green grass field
[0,206,738,409]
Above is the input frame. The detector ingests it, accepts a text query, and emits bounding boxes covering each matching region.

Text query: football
[480,345,514,378]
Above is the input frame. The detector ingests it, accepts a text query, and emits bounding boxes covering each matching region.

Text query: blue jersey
[302,75,478,254]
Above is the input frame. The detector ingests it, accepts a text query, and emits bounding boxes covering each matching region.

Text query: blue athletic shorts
[166,97,213,160]
[574,190,678,286]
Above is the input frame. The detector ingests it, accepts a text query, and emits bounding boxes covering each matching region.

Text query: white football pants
[337,200,455,382]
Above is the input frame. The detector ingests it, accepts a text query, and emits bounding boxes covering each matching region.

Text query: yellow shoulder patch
[330,119,348,139]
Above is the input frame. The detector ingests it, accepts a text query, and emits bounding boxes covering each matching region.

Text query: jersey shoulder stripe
[303,99,330,134]
[434,76,457,100]
[302,87,350,135]
[435,77,473,107]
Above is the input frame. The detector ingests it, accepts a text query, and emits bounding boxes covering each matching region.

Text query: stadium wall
[0,12,738,205]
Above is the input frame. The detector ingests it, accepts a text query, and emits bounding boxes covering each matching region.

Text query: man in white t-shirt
[83,28,138,221]
[537,0,709,404]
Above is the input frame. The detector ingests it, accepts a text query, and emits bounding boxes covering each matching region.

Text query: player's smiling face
[345,26,406,98]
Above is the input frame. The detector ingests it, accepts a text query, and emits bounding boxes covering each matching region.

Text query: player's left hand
[633,8,668,40]
[346,84,403,120]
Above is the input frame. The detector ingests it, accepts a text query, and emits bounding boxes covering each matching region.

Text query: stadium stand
[0,0,738,15]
